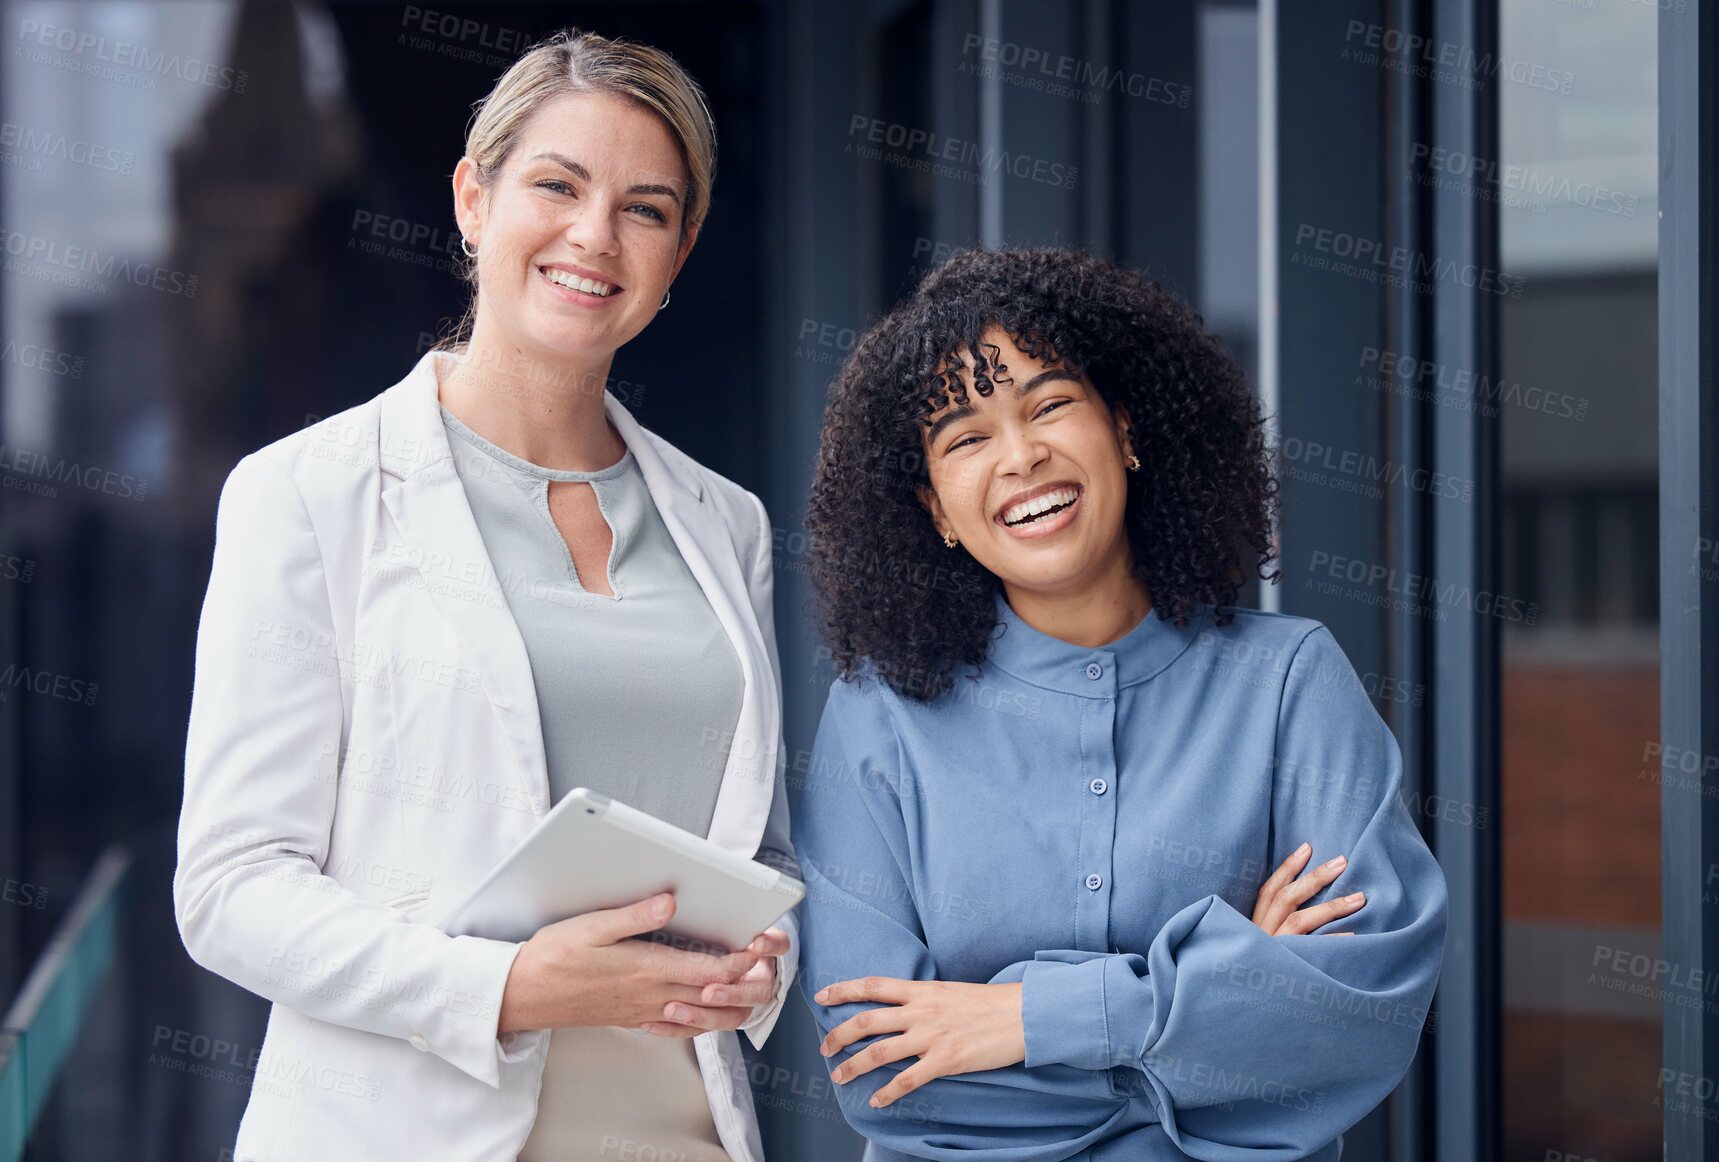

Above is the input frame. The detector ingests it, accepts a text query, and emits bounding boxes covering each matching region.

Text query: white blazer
[174,349,801,1162]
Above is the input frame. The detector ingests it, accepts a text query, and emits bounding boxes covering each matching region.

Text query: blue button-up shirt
[792,594,1447,1161]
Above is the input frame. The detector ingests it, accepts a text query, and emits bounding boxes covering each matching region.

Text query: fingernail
[667,1006,687,1021]
[814,987,829,1003]
[654,895,671,918]
[1324,855,1347,870]
[1347,892,1365,903]
[869,1096,881,1108]
[1296,842,1310,855]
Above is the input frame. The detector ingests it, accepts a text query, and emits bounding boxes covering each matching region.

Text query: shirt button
[1085,873,1103,890]
[409,1034,430,1052]
[1085,662,1103,680]
[1089,777,1108,795]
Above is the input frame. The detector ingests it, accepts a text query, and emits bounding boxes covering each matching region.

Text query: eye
[1035,399,1072,419]
[536,179,574,195]
[628,203,668,223]
[947,434,982,452]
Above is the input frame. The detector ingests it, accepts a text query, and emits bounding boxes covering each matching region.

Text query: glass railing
[0,849,128,1162]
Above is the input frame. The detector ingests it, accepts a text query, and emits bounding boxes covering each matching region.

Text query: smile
[538,265,620,299]
[999,485,1081,527]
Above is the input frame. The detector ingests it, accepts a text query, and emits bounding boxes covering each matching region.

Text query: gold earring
[942,529,958,549]
[1126,454,1142,472]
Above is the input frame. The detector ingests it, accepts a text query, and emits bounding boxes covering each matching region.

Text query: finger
[582,892,675,944]
[871,1059,939,1109]
[660,1001,754,1031]
[646,943,760,988]
[814,976,919,1008]
[1276,891,1366,936]
[1276,854,1350,912]
[702,974,775,1008]
[638,1021,703,1038]
[819,1005,910,1058]
[830,1033,921,1085]
[1252,843,1312,923]
[1260,853,1349,932]
[747,928,791,957]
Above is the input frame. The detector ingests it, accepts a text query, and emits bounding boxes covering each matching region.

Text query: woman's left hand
[638,927,791,1036]
[813,978,1025,1108]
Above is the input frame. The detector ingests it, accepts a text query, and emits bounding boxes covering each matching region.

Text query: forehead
[512,89,687,190]
[922,328,1080,419]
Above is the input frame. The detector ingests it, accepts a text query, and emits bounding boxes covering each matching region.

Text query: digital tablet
[436,787,805,955]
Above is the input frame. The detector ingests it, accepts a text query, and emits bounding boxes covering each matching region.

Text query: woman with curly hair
[792,246,1447,1161]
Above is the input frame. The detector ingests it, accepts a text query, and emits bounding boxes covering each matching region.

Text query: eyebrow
[526,151,684,203]
[923,367,1083,448]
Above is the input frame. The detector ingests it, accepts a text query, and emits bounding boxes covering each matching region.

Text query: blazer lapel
[376,353,550,814]
[604,395,779,860]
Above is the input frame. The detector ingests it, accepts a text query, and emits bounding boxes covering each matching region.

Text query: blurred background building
[0,1,1701,1160]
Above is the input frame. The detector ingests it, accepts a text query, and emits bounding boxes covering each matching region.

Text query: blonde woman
[174,29,797,1162]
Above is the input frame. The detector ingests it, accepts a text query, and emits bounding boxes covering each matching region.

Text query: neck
[436,315,625,472]
[1003,561,1154,649]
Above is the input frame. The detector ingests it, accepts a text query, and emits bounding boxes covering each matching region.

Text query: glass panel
[1497,1,1659,1157]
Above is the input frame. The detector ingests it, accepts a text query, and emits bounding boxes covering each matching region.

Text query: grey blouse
[440,405,742,1162]
[441,404,744,829]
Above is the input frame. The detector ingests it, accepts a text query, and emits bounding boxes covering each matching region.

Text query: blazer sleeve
[1014,626,1449,1160]
[794,675,1139,1161]
[736,489,801,1049]
[173,452,530,1088]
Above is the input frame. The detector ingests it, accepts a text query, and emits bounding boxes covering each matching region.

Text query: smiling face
[917,327,1138,601]
[452,88,697,366]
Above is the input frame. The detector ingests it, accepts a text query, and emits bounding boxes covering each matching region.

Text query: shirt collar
[985,589,1210,697]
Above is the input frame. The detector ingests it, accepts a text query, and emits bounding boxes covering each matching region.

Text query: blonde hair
[436,28,717,352]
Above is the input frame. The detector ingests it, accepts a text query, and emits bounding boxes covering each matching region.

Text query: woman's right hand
[497,891,760,1034]
[1250,842,1366,936]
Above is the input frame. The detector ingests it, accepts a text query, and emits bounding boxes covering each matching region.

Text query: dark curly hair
[805,246,1280,702]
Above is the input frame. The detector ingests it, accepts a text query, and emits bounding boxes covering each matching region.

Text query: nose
[994,422,1049,477]
[563,198,620,257]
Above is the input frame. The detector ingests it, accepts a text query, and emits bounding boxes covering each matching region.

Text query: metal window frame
[1659,1,1718,1155]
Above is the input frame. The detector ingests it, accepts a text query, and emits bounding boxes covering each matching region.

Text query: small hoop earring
[460,236,478,258]
[942,530,958,549]
[659,290,672,311]
[1126,454,1142,472]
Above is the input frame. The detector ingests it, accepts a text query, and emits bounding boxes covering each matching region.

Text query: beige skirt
[517,1025,733,1162]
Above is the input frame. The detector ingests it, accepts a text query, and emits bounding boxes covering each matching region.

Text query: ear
[916,483,948,540]
[1111,403,1134,459]
[667,221,700,287]
[452,156,487,248]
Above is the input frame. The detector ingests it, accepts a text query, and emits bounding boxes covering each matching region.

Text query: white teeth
[541,267,616,296]
[1002,487,1079,526]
